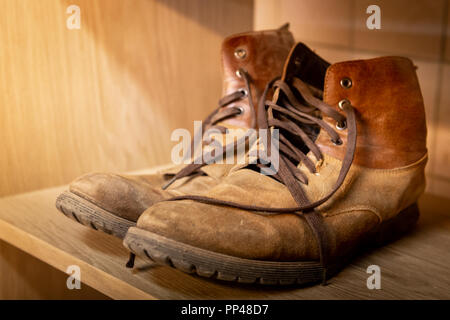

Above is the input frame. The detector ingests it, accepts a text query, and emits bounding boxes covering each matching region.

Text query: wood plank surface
[0,172,448,299]
[0,240,109,299]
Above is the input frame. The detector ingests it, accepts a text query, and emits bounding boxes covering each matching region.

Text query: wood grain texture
[0,0,253,197]
[447,3,450,63]
[254,0,354,47]
[0,240,108,299]
[0,173,449,299]
[434,65,450,181]
[353,0,445,60]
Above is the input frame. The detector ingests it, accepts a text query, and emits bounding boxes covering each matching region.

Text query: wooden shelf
[0,167,449,299]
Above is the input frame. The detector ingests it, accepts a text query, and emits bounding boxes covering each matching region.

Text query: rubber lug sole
[123,203,420,285]
[56,190,135,239]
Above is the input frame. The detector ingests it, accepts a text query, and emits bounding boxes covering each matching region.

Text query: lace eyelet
[236,70,243,78]
[234,48,247,60]
[332,138,343,146]
[238,88,248,97]
[338,99,350,110]
[336,120,347,131]
[340,77,352,89]
[235,106,245,114]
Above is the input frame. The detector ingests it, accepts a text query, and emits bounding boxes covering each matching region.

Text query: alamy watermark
[366,5,381,30]
[66,5,81,30]
[366,265,381,289]
[66,265,81,290]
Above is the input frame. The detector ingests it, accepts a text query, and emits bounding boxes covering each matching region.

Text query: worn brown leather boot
[55,25,295,238]
[124,43,427,285]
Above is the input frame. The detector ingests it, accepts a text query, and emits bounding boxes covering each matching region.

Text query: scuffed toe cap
[135,199,381,263]
[69,172,170,222]
[136,199,320,261]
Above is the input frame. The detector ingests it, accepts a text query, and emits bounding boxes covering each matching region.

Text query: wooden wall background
[0,0,253,299]
[0,0,253,197]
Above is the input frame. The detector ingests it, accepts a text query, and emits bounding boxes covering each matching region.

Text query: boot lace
[165,76,357,283]
[162,68,257,190]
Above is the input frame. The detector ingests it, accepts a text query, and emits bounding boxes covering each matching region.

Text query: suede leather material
[136,54,428,262]
[137,153,426,261]
[302,153,427,222]
[316,56,427,169]
[70,172,173,222]
[70,168,227,222]
[68,28,294,222]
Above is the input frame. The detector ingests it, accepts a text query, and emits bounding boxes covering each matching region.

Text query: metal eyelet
[235,106,245,114]
[332,138,343,146]
[236,70,243,78]
[338,99,350,110]
[238,88,248,97]
[336,120,347,131]
[234,48,247,60]
[340,77,352,89]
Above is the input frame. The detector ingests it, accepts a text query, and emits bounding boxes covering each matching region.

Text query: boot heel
[373,203,420,246]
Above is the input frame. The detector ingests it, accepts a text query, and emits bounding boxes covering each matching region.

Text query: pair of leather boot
[56,24,427,285]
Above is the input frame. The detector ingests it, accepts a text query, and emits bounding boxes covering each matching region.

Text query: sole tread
[124,228,324,285]
[55,191,136,239]
[123,203,420,285]
[71,211,81,223]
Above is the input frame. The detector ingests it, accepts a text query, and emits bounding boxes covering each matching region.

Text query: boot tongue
[219,25,294,129]
[278,43,330,91]
[269,43,331,157]
[242,43,330,158]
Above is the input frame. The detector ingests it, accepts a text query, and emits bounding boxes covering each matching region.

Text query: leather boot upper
[316,56,427,168]
[221,24,295,128]
[137,44,428,262]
